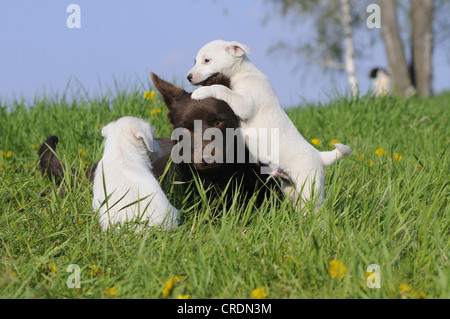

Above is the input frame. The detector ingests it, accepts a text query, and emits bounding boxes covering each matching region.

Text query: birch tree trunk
[339,0,359,99]
[411,0,434,97]
[379,0,415,97]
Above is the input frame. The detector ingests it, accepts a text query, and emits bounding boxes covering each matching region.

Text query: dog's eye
[204,59,210,63]
[215,120,224,127]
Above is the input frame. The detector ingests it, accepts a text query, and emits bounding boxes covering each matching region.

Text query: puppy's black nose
[187,74,193,82]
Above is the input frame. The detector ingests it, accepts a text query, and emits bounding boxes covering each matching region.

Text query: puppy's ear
[133,122,161,157]
[369,68,379,79]
[226,41,251,57]
[150,72,186,109]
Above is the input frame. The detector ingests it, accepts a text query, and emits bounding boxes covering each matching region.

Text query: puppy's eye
[204,59,210,63]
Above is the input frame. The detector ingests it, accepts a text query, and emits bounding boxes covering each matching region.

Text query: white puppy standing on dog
[188,40,351,210]
[92,116,179,231]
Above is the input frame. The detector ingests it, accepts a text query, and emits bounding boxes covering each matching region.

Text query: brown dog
[150,72,279,206]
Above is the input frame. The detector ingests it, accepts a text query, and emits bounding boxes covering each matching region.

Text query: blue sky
[1,0,449,107]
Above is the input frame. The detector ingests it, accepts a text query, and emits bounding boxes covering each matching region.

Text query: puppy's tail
[38,135,65,181]
[320,143,352,167]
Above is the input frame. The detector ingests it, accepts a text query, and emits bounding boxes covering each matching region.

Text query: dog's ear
[132,122,161,157]
[226,41,251,57]
[150,72,186,108]
[369,68,380,79]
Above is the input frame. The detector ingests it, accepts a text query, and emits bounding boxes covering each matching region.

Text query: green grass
[0,87,448,299]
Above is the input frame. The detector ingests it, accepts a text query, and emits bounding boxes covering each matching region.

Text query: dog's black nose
[187,74,193,82]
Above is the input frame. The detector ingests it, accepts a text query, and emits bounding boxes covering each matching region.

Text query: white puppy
[188,40,351,210]
[92,116,179,231]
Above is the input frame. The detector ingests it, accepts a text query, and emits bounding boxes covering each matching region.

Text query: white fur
[188,40,351,210]
[372,69,392,97]
[92,116,179,231]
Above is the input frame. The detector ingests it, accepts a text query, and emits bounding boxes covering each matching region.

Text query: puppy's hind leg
[282,175,325,214]
[281,181,304,212]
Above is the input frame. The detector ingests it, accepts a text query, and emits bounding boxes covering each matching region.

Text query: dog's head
[186,40,250,86]
[151,72,238,171]
[101,116,161,163]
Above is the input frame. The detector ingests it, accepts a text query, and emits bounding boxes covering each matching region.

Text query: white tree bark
[340,0,359,99]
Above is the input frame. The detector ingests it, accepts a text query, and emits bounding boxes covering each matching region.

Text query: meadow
[0,84,448,299]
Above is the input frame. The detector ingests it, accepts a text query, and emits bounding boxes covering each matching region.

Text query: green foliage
[0,89,448,299]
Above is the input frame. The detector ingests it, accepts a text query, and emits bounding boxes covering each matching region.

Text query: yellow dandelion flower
[398,283,413,297]
[49,263,58,275]
[311,139,321,146]
[415,163,423,169]
[329,260,347,280]
[42,262,58,275]
[162,275,182,298]
[162,280,174,298]
[143,91,156,100]
[5,151,12,159]
[418,291,427,299]
[177,294,191,299]
[78,149,86,157]
[393,153,403,162]
[398,283,426,299]
[150,108,162,115]
[375,147,385,156]
[329,139,341,147]
[251,286,268,299]
[368,160,374,167]
[89,265,103,277]
[104,286,120,297]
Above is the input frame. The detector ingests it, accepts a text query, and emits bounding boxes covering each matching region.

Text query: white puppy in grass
[188,40,351,210]
[92,116,179,231]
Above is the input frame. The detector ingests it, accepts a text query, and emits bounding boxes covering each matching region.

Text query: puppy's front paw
[191,87,215,100]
